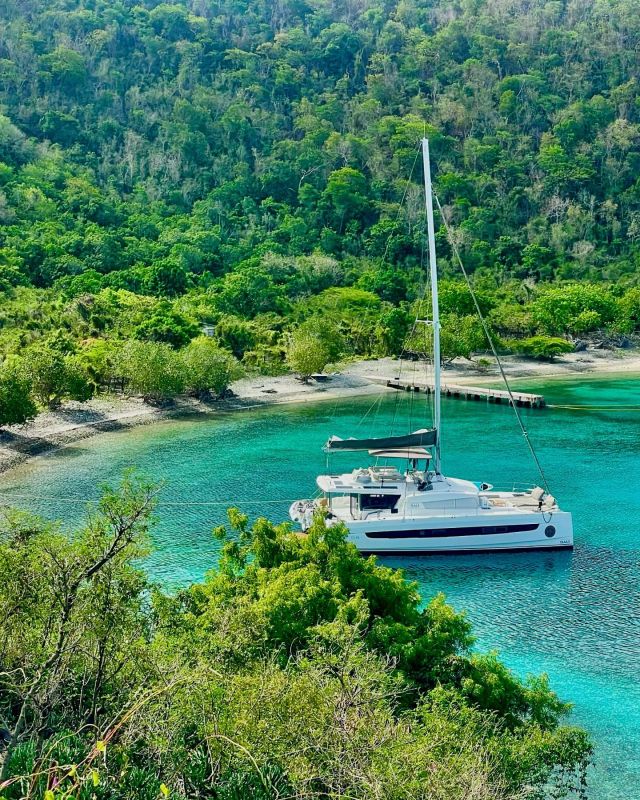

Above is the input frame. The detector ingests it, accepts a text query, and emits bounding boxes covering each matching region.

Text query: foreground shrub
[0,484,592,800]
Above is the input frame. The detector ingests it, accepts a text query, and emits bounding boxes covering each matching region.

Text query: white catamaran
[289,138,573,554]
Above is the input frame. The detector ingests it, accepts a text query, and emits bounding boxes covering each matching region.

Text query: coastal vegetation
[1,1,640,416]
[0,476,592,799]
[0,2,635,793]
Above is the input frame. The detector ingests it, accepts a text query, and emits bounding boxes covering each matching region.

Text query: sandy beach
[0,347,638,475]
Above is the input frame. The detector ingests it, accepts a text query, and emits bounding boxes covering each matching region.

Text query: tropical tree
[439,314,487,361]
[285,328,331,379]
[322,167,370,228]
[510,336,575,360]
[0,474,157,780]
[133,302,200,348]
[24,345,92,409]
[532,284,617,335]
[113,340,185,403]
[0,361,36,427]
[181,336,242,398]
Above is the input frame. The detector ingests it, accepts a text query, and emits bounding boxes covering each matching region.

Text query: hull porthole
[545,525,556,538]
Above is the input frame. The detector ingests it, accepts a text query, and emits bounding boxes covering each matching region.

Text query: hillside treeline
[2,0,640,279]
[1,0,640,413]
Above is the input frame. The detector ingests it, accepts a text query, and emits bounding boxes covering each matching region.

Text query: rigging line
[549,404,640,411]
[433,193,552,496]
[421,315,434,432]
[419,194,434,431]
[392,283,422,429]
[0,494,300,506]
[369,385,385,428]
[354,390,386,430]
[390,317,414,435]
[408,341,417,434]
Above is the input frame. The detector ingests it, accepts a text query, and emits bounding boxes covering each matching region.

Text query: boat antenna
[432,191,552,496]
[421,138,442,474]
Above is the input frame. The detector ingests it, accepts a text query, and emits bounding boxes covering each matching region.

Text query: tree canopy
[0,0,639,405]
[0,481,592,799]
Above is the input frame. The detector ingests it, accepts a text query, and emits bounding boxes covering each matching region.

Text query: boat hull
[341,510,573,554]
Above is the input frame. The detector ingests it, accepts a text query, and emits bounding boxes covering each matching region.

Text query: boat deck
[325,490,550,523]
[484,492,544,511]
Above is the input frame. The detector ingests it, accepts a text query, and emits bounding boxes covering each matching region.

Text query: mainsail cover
[325,428,437,452]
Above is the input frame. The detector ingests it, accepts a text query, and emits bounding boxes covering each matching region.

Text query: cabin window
[360,494,401,511]
[350,494,358,517]
[365,523,540,539]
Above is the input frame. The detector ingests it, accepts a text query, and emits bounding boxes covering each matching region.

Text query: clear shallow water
[1,376,639,799]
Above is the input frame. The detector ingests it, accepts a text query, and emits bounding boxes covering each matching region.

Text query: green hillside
[1,0,640,411]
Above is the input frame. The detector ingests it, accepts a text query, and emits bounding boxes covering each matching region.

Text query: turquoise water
[1,376,639,799]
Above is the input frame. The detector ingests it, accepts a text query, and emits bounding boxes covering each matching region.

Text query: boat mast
[421,138,441,474]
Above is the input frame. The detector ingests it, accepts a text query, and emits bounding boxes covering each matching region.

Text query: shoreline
[1,348,639,476]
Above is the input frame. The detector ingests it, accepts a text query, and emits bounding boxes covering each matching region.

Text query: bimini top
[325,428,437,453]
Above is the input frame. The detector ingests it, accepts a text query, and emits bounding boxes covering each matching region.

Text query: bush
[213,315,257,359]
[488,302,535,337]
[133,302,200,348]
[24,345,92,408]
[0,361,36,426]
[474,357,492,372]
[181,337,242,398]
[76,339,117,391]
[303,287,382,356]
[616,287,640,333]
[531,284,617,335]
[113,340,185,402]
[438,280,495,316]
[285,328,331,379]
[439,314,488,361]
[510,335,574,360]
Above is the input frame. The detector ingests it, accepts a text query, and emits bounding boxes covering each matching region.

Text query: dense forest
[0,477,592,799]
[2,0,640,413]
[0,3,620,794]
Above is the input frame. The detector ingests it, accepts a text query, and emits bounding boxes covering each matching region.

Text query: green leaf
[160,783,170,798]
